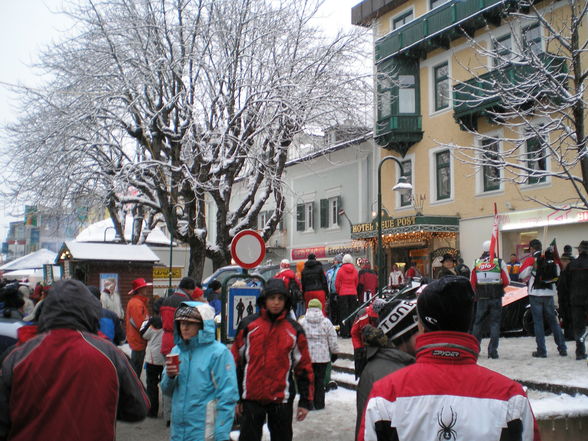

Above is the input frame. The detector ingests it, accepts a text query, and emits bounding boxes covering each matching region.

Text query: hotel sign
[351,215,459,239]
[352,216,417,234]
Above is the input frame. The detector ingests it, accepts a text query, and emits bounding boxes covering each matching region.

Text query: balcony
[375,0,517,62]
[375,115,423,155]
[453,54,567,130]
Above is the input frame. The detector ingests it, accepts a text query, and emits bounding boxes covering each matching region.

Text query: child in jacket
[161,301,238,441]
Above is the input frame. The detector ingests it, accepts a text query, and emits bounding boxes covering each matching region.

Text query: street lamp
[377,156,413,290]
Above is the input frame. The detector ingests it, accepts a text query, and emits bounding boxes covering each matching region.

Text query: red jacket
[350,305,378,350]
[274,269,302,291]
[359,331,540,441]
[159,290,191,355]
[231,308,314,409]
[358,269,378,295]
[126,294,149,351]
[336,263,359,296]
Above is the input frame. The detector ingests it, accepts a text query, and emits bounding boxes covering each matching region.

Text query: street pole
[168,223,173,292]
[377,156,412,291]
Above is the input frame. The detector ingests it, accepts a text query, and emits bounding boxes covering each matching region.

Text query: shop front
[290,242,369,267]
[351,215,460,279]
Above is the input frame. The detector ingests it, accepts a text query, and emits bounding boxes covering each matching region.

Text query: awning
[351,215,460,240]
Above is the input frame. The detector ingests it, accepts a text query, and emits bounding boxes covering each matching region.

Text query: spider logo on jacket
[436,407,457,441]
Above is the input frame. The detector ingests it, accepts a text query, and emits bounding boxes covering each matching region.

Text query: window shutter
[320,199,328,228]
[296,204,304,231]
[336,196,342,224]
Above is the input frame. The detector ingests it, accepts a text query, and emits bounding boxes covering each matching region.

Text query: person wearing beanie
[126,277,152,377]
[0,280,149,441]
[336,254,359,338]
[299,299,339,411]
[355,299,418,440]
[204,280,223,315]
[520,239,567,358]
[558,240,588,359]
[359,276,540,441]
[326,254,344,325]
[231,278,314,441]
[161,301,238,441]
[470,240,510,359]
[301,253,329,315]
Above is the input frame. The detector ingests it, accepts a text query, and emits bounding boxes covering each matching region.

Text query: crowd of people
[0,237,585,440]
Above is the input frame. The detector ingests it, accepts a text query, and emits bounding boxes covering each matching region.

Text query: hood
[304,307,323,323]
[339,263,356,275]
[366,346,415,365]
[174,301,216,348]
[38,279,101,333]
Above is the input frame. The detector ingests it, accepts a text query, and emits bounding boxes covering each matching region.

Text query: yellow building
[351,0,588,275]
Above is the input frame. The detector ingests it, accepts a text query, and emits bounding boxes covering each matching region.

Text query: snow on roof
[60,241,159,262]
[75,217,170,245]
[0,248,57,271]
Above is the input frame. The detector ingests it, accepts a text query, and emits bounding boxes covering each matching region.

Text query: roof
[58,241,160,263]
[75,217,170,245]
[0,248,57,271]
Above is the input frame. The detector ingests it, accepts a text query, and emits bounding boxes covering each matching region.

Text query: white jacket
[141,319,164,366]
[101,291,124,319]
[300,308,338,363]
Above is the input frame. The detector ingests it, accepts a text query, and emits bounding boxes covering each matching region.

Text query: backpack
[533,255,559,289]
[289,280,303,304]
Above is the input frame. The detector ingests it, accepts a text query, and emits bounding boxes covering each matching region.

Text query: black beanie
[179,277,196,291]
[257,278,291,310]
[417,276,474,332]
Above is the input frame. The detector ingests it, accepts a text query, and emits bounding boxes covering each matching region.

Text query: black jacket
[559,253,588,307]
[301,259,328,293]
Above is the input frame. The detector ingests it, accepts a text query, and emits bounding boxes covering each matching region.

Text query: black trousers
[312,363,328,410]
[131,349,145,379]
[338,295,358,338]
[572,304,588,356]
[145,363,163,417]
[328,293,339,326]
[239,400,294,441]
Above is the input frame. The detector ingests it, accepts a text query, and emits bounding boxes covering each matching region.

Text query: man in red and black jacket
[0,280,149,441]
[231,278,314,441]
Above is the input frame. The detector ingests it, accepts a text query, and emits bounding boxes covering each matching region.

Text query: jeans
[239,400,294,441]
[529,295,567,355]
[472,297,502,355]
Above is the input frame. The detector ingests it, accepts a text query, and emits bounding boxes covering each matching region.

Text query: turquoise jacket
[160,301,238,441]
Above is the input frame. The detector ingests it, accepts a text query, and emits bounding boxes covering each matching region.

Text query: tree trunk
[187,238,207,282]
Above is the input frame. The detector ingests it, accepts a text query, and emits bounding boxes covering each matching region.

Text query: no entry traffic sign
[230,230,266,269]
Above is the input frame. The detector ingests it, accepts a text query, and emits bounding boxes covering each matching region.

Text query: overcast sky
[0,0,364,240]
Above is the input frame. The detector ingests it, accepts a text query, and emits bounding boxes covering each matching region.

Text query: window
[493,34,513,67]
[392,10,413,30]
[435,150,451,200]
[258,210,284,231]
[296,202,314,231]
[481,139,500,192]
[430,0,450,10]
[523,22,542,55]
[377,73,393,120]
[434,62,450,111]
[320,196,341,229]
[400,160,412,207]
[398,75,416,114]
[526,137,547,184]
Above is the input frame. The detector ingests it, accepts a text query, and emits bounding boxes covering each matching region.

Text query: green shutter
[320,199,328,228]
[296,204,304,231]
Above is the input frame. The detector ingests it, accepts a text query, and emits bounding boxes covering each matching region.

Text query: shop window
[481,139,501,192]
[526,137,547,184]
[400,160,412,207]
[434,62,450,111]
[296,202,314,232]
[320,196,341,229]
[435,150,451,200]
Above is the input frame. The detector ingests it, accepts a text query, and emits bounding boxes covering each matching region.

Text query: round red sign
[230,230,266,269]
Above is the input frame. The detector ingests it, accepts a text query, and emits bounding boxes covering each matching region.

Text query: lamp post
[377,156,413,291]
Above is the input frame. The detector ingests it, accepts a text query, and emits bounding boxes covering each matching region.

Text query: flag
[489,203,499,262]
[549,238,562,269]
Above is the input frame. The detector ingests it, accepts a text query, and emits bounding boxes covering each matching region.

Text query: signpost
[221,230,266,342]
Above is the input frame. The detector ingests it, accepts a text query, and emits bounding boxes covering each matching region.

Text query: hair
[179,277,196,291]
[529,239,542,251]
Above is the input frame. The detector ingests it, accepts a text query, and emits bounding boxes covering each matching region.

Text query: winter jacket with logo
[231,307,314,409]
[301,259,328,293]
[300,308,339,363]
[160,301,238,441]
[0,281,149,441]
[359,331,540,441]
[160,290,191,355]
[336,263,359,296]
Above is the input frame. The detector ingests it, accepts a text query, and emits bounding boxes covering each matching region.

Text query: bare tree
[447,0,588,209]
[1,0,370,279]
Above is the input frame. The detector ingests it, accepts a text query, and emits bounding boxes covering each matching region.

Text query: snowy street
[117,335,588,441]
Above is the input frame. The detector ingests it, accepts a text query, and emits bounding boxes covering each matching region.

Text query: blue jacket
[160,301,238,441]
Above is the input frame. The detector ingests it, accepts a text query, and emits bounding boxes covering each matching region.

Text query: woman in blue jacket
[161,301,238,441]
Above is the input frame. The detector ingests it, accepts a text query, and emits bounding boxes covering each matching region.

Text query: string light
[362,231,457,247]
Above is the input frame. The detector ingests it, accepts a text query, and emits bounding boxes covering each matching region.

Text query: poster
[100,273,119,295]
[227,286,262,339]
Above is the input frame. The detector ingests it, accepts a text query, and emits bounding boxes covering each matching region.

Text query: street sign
[230,230,266,269]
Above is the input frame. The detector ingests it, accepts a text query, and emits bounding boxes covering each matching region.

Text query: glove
[331,353,338,363]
